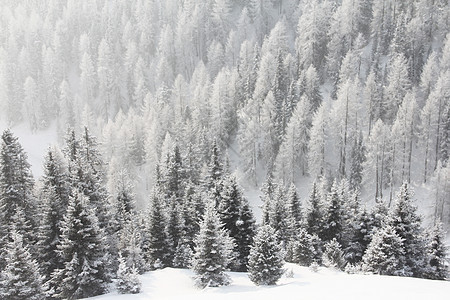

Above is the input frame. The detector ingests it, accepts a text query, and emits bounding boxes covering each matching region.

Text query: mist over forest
[0,1,449,299]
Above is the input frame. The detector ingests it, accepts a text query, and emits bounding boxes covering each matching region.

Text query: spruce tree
[322,238,346,271]
[36,187,64,287]
[304,181,323,238]
[0,228,47,300]
[192,200,234,288]
[116,252,141,294]
[0,129,36,253]
[424,223,448,280]
[388,183,427,277]
[287,228,316,267]
[37,147,71,283]
[235,196,256,271]
[218,175,256,271]
[51,190,110,299]
[204,140,225,192]
[248,225,284,285]
[266,184,289,244]
[164,144,185,200]
[118,218,146,275]
[286,183,302,241]
[344,207,372,265]
[321,180,344,243]
[362,225,406,276]
[142,188,171,270]
[260,174,276,226]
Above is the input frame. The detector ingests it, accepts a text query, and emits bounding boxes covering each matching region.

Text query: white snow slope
[87,264,450,300]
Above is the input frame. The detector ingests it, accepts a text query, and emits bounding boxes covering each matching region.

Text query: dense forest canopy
[0,0,449,223]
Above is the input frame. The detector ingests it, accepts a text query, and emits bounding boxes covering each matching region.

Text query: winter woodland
[0,0,449,299]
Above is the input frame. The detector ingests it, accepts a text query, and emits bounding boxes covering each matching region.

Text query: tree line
[0,128,447,299]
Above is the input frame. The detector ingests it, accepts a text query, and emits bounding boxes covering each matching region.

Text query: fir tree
[344,207,372,265]
[322,238,346,271]
[36,187,64,287]
[118,218,146,275]
[0,228,47,300]
[285,183,302,241]
[0,129,37,268]
[37,147,71,283]
[304,181,323,238]
[286,228,316,267]
[235,196,256,271]
[266,184,289,245]
[218,175,256,271]
[260,174,276,226]
[51,190,110,299]
[116,252,141,295]
[424,223,448,280]
[321,180,344,243]
[142,188,171,269]
[248,225,284,285]
[388,183,427,277]
[164,144,185,200]
[0,129,36,232]
[362,225,406,276]
[192,200,234,288]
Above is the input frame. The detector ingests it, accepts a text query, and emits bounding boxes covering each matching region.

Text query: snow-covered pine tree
[218,174,256,271]
[265,184,289,245]
[109,167,136,233]
[37,146,71,282]
[424,223,448,280]
[362,225,406,276]
[260,174,276,226]
[248,225,284,285]
[367,199,389,237]
[322,238,346,271]
[286,228,316,267]
[202,140,226,195]
[304,181,323,238]
[285,183,302,241]
[321,180,344,243]
[0,129,36,225]
[51,189,110,299]
[0,227,47,300]
[388,183,427,277]
[142,187,171,270]
[116,252,141,295]
[343,206,372,265]
[118,218,146,275]
[192,199,234,288]
[37,187,63,286]
[0,129,37,268]
[235,194,256,271]
[164,144,186,200]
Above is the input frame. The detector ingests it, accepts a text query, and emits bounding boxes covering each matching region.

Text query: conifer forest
[0,0,449,299]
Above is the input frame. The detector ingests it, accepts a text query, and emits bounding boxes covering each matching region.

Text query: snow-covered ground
[87,264,450,300]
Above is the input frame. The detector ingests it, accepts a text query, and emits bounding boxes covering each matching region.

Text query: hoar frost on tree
[248,225,284,286]
[191,199,234,288]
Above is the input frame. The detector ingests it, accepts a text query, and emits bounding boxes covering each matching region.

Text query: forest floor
[87,263,450,300]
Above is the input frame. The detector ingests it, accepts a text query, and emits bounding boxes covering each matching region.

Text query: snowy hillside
[88,265,450,300]
[1,1,450,300]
